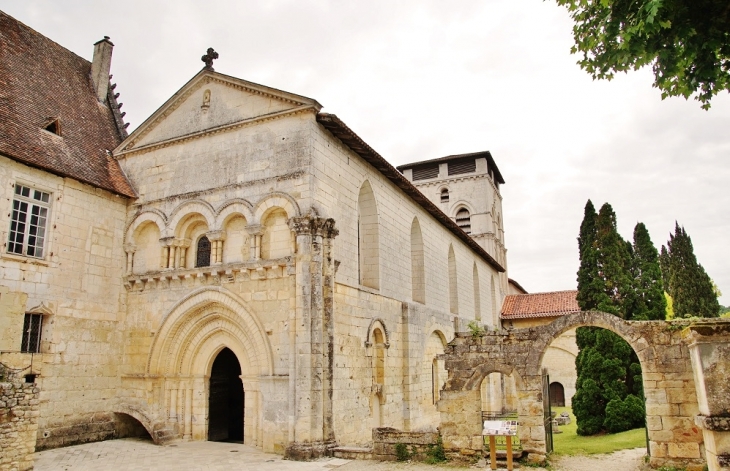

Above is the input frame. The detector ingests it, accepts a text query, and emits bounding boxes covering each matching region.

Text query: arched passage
[439,312,703,468]
[208,347,244,443]
[147,287,273,445]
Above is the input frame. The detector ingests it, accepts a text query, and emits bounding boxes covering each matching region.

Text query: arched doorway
[208,348,244,443]
[549,382,565,407]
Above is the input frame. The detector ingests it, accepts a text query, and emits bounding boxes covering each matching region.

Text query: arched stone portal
[146,287,273,447]
[438,312,712,470]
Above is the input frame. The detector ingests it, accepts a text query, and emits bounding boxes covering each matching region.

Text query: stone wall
[371,427,439,461]
[0,369,40,471]
[438,312,717,470]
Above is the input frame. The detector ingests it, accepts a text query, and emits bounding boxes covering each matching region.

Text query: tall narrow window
[455,208,471,234]
[358,181,380,289]
[440,188,449,203]
[8,184,50,258]
[21,313,43,353]
[410,218,425,303]
[473,263,481,321]
[196,236,211,267]
[448,245,458,314]
[491,276,498,325]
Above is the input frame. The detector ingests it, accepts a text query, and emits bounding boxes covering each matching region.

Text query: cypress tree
[572,201,645,435]
[630,223,666,320]
[663,223,720,318]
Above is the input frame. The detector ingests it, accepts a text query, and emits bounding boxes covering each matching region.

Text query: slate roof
[0,11,135,197]
[396,150,505,184]
[501,290,580,319]
[316,113,505,273]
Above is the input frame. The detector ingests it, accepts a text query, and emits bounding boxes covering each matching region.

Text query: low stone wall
[0,380,40,471]
[371,427,439,461]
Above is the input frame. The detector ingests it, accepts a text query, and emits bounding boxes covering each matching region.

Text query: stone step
[332,446,373,460]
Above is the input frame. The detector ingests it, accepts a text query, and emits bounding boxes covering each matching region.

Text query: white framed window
[7,184,51,258]
[21,313,43,353]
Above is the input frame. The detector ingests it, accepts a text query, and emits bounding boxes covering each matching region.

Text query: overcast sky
[3,1,728,306]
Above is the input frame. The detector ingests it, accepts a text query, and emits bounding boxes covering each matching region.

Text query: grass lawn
[550,407,647,456]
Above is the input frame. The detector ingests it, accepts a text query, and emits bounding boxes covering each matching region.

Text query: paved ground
[33,438,647,471]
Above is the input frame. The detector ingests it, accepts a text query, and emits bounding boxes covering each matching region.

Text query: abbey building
[0,10,512,457]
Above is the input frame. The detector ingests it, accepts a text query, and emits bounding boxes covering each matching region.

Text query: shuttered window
[448,158,476,176]
[455,208,471,234]
[412,165,439,181]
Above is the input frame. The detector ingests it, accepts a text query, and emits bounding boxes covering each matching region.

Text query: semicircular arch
[126,209,167,244]
[168,200,215,234]
[526,310,645,379]
[147,287,274,377]
[252,192,301,223]
[215,198,254,230]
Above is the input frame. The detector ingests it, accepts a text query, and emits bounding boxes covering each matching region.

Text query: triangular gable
[115,69,322,155]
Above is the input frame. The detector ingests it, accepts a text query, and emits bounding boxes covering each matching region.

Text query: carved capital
[206,230,226,241]
[288,217,312,236]
[175,238,191,248]
[124,243,137,254]
[245,224,265,236]
[312,217,339,239]
[159,236,175,247]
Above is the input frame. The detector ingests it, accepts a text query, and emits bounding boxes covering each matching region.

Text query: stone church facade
[0,11,510,457]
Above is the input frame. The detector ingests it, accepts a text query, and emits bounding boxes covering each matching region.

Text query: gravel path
[337,447,647,470]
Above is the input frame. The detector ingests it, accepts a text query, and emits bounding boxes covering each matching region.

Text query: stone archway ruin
[437,311,730,471]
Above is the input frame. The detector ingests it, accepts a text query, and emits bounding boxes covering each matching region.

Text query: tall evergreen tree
[662,223,720,318]
[572,201,645,436]
[630,223,666,320]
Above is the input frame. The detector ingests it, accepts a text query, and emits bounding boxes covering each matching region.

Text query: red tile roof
[0,11,135,197]
[501,290,580,319]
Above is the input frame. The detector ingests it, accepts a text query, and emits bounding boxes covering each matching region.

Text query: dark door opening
[208,347,244,443]
[549,382,565,407]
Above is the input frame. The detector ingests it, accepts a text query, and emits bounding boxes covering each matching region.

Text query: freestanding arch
[439,312,706,469]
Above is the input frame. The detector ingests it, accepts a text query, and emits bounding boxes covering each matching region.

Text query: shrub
[394,443,410,461]
[424,435,447,464]
[604,394,645,433]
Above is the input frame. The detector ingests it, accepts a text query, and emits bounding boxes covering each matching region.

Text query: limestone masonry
[1,10,728,471]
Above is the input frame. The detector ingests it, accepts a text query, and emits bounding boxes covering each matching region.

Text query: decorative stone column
[245,224,265,260]
[284,215,338,460]
[159,237,174,269]
[684,321,730,471]
[124,243,136,275]
[206,230,226,265]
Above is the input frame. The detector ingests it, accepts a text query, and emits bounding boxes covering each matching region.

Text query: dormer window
[43,117,61,136]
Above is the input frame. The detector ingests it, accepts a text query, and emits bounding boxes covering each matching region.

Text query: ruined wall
[0,368,40,471]
[439,312,710,470]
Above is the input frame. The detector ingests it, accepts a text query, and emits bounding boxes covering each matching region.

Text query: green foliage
[394,443,411,461]
[467,320,485,338]
[629,223,666,320]
[554,0,730,109]
[574,201,651,436]
[662,223,720,318]
[424,435,447,464]
[665,292,674,319]
[604,394,645,433]
[551,407,647,456]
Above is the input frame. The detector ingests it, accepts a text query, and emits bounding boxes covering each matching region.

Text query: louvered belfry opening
[412,164,439,181]
[455,208,471,234]
[448,158,476,176]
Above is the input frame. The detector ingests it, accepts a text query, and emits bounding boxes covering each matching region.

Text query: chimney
[91,36,114,103]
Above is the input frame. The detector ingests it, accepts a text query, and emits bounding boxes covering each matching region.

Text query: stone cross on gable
[201,48,219,70]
